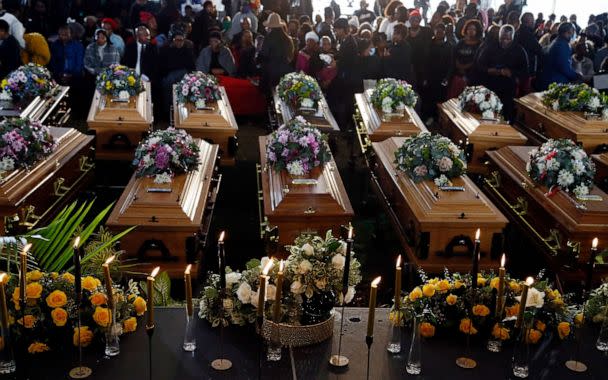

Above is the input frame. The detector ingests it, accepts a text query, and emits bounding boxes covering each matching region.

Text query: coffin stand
[0,127,94,234]
[172,86,238,165]
[592,153,608,192]
[257,136,353,250]
[439,98,527,174]
[272,89,339,132]
[354,90,428,153]
[370,137,508,273]
[106,139,220,278]
[0,86,71,126]
[485,146,608,283]
[514,93,608,153]
[87,81,153,160]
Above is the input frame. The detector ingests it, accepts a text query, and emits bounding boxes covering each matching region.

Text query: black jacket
[0,35,20,79]
[384,40,413,83]
[122,41,159,81]
[514,26,542,75]
[159,45,195,76]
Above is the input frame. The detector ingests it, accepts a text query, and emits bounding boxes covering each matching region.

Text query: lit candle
[0,273,9,330]
[73,237,82,305]
[19,243,32,304]
[367,277,381,337]
[342,226,353,294]
[471,229,480,290]
[496,254,506,317]
[395,255,402,310]
[185,265,193,317]
[147,267,160,328]
[218,231,226,291]
[272,260,284,323]
[516,277,534,329]
[102,256,115,311]
[587,238,598,294]
[257,260,274,318]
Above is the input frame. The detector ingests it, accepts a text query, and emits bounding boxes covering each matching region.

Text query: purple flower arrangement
[96,64,144,98]
[132,128,201,180]
[1,64,55,101]
[174,71,221,107]
[0,118,55,170]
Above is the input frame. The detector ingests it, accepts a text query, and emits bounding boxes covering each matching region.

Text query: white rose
[523,288,545,308]
[552,100,559,111]
[301,243,314,256]
[236,282,252,304]
[266,284,277,301]
[336,242,347,255]
[249,290,259,307]
[298,260,312,274]
[290,280,305,294]
[473,93,485,103]
[382,96,393,106]
[118,90,130,100]
[588,96,600,110]
[345,286,355,304]
[332,254,345,270]
[226,272,242,286]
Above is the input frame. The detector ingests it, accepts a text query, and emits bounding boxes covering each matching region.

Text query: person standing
[0,19,20,79]
[354,1,376,25]
[384,23,413,82]
[423,23,453,119]
[407,9,432,91]
[538,22,581,90]
[258,13,294,94]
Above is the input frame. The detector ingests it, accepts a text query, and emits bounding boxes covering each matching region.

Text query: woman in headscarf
[295,31,320,75]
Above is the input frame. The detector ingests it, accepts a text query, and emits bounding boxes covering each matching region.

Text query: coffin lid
[272,89,339,132]
[487,145,608,231]
[172,86,237,132]
[355,90,428,136]
[106,139,218,229]
[441,98,527,143]
[259,136,353,217]
[592,153,608,167]
[0,85,69,121]
[0,127,92,207]
[86,81,153,125]
[372,137,508,227]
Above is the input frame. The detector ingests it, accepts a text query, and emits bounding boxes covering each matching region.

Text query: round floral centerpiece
[1,63,55,102]
[132,127,200,184]
[542,83,608,118]
[370,78,418,114]
[266,117,331,177]
[0,118,55,172]
[458,85,503,119]
[277,72,322,110]
[175,71,221,109]
[526,139,595,197]
[394,132,467,187]
[96,64,144,100]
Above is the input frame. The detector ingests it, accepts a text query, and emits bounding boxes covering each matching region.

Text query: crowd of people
[0,0,606,124]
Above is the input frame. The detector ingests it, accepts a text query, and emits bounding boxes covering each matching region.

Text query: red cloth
[217,75,267,116]
[101,18,118,30]
[447,75,467,99]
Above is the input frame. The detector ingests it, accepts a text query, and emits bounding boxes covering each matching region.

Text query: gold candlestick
[19,243,32,303]
[395,255,402,311]
[257,260,274,318]
[146,267,160,328]
[185,265,193,317]
[272,260,284,323]
[102,256,115,311]
[496,254,506,317]
[367,277,381,337]
[516,277,534,329]
[0,273,9,330]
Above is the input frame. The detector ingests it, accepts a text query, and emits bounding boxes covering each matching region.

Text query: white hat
[348,16,360,29]
[305,31,319,42]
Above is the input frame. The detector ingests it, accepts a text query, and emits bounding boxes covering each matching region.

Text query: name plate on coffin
[272,89,339,132]
[515,93,608,153]
[370,137,508,273]
[439,98,527,174]
[485,145,608,270]
[106,139,220,278]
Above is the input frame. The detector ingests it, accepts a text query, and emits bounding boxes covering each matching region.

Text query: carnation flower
[331,254,345,270]
[557,170,575,187]
[437,156,453,172]
[298,260,312,274]
[225,272,242,286]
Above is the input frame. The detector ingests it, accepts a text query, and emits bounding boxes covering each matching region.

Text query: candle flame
[150,267,160,278]
[348,226,353,239]
[22,243,32,255]
[592,238,598,249]
[73,236,81,249]
[219,231,225,242]
[0,273,5,282]
[185,264,192,275]
[279,260,284,272]
[500,254,506,268]
[396,255,401,268]
[262,259,274,275]
[525,277,534,286]
[475,228,480,240]
[104,255,115,265]
[371,276,381,287]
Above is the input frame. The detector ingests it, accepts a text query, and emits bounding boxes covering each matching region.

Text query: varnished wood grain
[272,89,339,132]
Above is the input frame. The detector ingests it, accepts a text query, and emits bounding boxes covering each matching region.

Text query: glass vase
[266,325,282,361]
[0,325,15,374]
[512,326,531,378]
[387,308,402,353]
[105,305,120,357]
[183,313,196,352]
[596,306,608,351]
[487,322,503,353]
[405,316,422,375]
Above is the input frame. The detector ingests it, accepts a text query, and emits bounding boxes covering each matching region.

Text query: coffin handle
[53,177,71,197]
[353,113,371,153]
[79,155,95,172]
[18,205,41,229]
[256,164,267,239]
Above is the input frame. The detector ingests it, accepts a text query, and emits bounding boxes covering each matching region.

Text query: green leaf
[154,271,172,306]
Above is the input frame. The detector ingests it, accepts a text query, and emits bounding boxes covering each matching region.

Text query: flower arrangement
[95,64,144,99]
[265,117,331,176]
[1,63,55,101]
[277,72,322,110]
[458,85,503,119]
[0,118,55,172]
[394,132,467,187]
[174,71,221,109]
[132,128,200,183]
[584,282,608,323]
[526,139,595,197]
[542,83,608,118]
[3,271,144,354]
[370,78,418,113]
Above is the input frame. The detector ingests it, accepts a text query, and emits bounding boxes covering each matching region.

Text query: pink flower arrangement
[175,71,221,106]
[0,118,55,170]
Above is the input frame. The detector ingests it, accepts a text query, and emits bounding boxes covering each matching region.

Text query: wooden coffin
[485,146,608,282]
[87,81,153,160]
[354,90,428,153]
[0,86,71,126]
[370,137,508,273]
[439,98,527,174]
[257,136,354,249]
[272,89,339,132]
[592,153,608,192]
[106,139,220,278]
[172,86,238,165]
[0,127,94,234]
[514,93,608,153]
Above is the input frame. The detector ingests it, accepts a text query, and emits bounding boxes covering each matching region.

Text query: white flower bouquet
[458,85,503,119]
[542,83,608,118]
[277,72,322,110]
[370,78,418,114]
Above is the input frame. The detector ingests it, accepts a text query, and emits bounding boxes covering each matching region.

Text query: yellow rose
[553,297,564,307]
[428,278,439,285]
[435,280,451,293]
[90,293,108,306]
[419,322,435,338]
[93,307,112,328]
[389,310,404,326]
[62,273,75,284]
[18,315,36,328]
[73,326,94,347]
[557,322,571,339]
[26,270,43,282]
[574,313,584,327]
[133,296,147,316]
[489,277,500,290]
[491,323,510,340]
[446,294,458,305]
[408,287,423,302]
[123,317,137,333]
[535,320,546,332]
[1,79,7,88]
[459,318,478,335]
[509,281,521,293]
[51,308,68,327]
[525,329,542,344]
[105,81,112,90]
[27,342,50,354]
[50,272,59,280]
[82,276,101,292]
[472,304,490,317]
[476,276,487,287]
[26,282,43,300]
[12,287,20,304]
[505,304,519,318]
[547,289,561,300]
[453,280,464,289]
[127,76,136,86]
[45,290,68,308]
[128,294,136,302]
[422,284,436,297]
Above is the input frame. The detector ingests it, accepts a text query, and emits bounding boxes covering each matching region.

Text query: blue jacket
[49,40,84,78]
[538,36,580,90]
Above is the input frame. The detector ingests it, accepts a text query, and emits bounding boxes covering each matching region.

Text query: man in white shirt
[0,8,24,48]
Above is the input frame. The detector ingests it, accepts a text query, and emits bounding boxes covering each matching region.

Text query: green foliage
[139,271,176,306]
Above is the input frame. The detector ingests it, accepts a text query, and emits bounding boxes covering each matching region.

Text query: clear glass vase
[512,327,530,378]
[183,313,196,352]
[387,308,402,353]
[596,307,608,351]
[406,316,422,375]
[105,305,120,357]
[487,322,504,353]
[266,326,282,362]
[0,325,15,374]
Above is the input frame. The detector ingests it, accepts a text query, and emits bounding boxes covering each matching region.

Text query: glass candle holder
[183,313,196,352]
[0,325,15,374]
